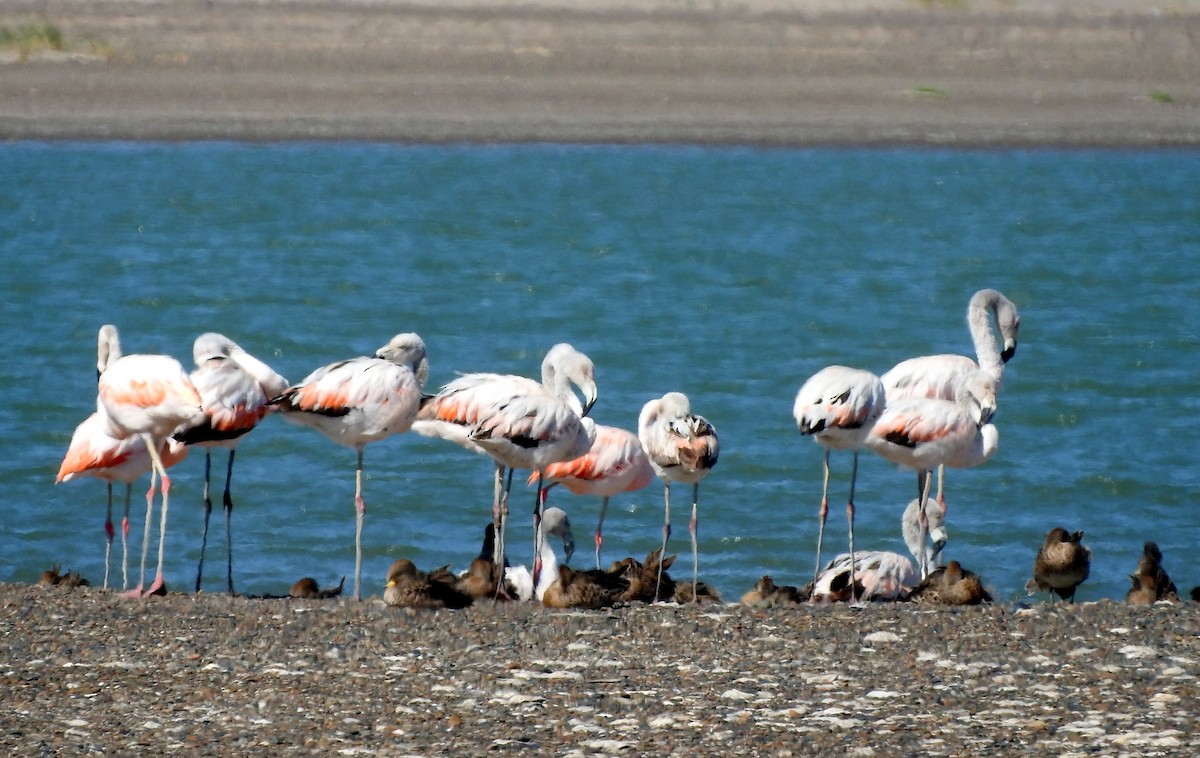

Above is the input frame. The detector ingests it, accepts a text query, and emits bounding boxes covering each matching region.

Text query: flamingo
[637,391,719,601]
[530,422,654,568]
[500,506,576,601]
[174,332,288,594]
[794,365,887,595]
[809,550,916,603]
[95,325,207,598]
[268,332,428,601]
[56,407,189,590]
[413,343,598,589]
[901,495,947,571]
[881,288,1020,510]
[866,370,999,579]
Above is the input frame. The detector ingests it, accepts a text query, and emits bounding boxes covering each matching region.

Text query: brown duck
[542,564,628,609]
[1025,528,1090,602]
[384,559,473,609]
[909,561,992,606]
[740,575,806,608]
[290,576,345,599]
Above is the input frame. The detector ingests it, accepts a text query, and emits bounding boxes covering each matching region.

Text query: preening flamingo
[638,391,719,601]
[531,422,654,568]
[794,365,886,595]
[269,333,428,601]
[174,332,288,594]
[56,406,188,590]
[881,288,1020,509]
[95,325,206,597]
[866,370,999,579]
[413,343,597,588]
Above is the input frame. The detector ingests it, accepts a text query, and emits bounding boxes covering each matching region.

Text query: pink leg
[103,483,114,591]
[121,485,132,591]
[122,467,158,598]
[353,446,365,601]
[144,470,172,596]
[812,449,832,588]
[655,483,671,601]
[689,483,700,602]
[846,451,860,605]
[595,496,610,570]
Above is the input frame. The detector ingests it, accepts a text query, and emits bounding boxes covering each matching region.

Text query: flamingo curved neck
[968,290,1007,387]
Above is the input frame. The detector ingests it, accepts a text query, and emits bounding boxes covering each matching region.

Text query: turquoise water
[3,142,1199,603]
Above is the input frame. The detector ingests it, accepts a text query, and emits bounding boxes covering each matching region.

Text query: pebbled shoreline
[1,0,1199,145]
[3,582,1198,754]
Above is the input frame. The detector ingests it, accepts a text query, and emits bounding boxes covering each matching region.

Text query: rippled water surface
[3,143,1198,602]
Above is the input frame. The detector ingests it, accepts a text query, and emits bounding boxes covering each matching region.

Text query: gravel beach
[4,583,1200,755]
[2,0,1199,145]
[5,1,1200,754]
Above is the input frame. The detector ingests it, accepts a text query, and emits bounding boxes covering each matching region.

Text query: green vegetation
[0,21,64,58]
[1149,90,1175,104]
[910,86,949,99]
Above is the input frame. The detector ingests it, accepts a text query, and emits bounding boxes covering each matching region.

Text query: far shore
[1,0,1199,145]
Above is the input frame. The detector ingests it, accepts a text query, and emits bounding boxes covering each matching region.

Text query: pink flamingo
[810,550,916,603]
[95,325,207,598]
[56,407,188,590]
[866,371,999,578]
[638,392,719,601]
[413,343,598,587]
[174,332,288,594]
[793,365,887,594]
[531,422,655,568]
[881,288,1020,508]
[269,333,428,601]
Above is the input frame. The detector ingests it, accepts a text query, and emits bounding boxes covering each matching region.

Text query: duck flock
[51,288,1189,610]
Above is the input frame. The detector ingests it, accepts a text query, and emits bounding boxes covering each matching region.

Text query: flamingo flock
[54,288,1052,606]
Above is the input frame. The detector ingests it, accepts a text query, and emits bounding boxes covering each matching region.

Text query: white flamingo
[794,365,887,595]
[269,333,428,601]
[881,288,1020,508]
[95,325,207,597]
[638,391,719,601]
[174,332,288,594]
[532,422,654,568]
[413,343,597,589]
[866,371,999,579]
[502,506,576,601]
[810,550,916,603]
[902,495,948,571]
[56,406,189,590]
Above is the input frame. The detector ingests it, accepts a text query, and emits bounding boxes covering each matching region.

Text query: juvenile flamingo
[95,325,206,597]
[794,365,886,594]
[269,333,428,601]
[56,407,188,590]
[866,371,999,579]
[881,288,1020,510]
[174,332,288,594]
[413,343,598,588]
[531,422,654,568]
[638,391,719,601]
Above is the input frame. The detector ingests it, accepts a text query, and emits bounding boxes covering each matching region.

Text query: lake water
[2,142,1198,604]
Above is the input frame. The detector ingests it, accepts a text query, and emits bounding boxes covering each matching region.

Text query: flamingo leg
[936,463,946,511]
[655,482,671,601]
[121,483,132,590]
[145,435,171,597]
[846,450,860,605]
[916,470,933,580]
[595,496,610,570]
[124,463,158,598]
[532,473,546,589]
[494,467,514,600]
[813,448,832,586]
[103,482,114,591]
[223,449,236,595]
[353,445,365,601]
[195,450,213,593]
[689,483,700,602]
